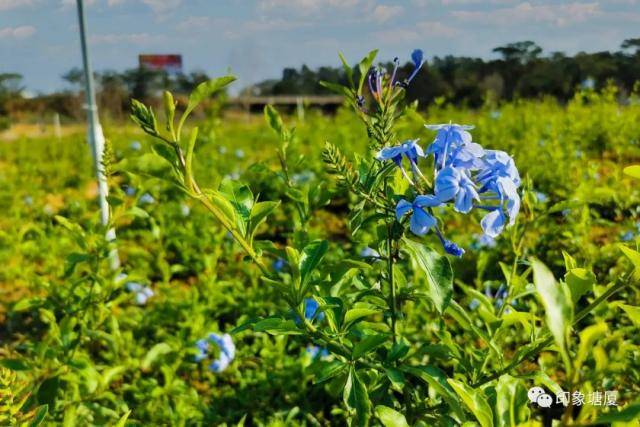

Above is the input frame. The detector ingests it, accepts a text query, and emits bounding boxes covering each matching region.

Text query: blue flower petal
[409,207,437,235]
[395,199,413,220]
[481,210,506,238]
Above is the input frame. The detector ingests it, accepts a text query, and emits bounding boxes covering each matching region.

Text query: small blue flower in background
[130,141,142,151]
[194,333,236,373]
[124,185,136,197]
[621,231,635,242]
[234,149,245,159]
[306,345,330,359]
[125,281,154,305]
[272,257,286,272]
[376,139,425,183]
[304,298,325,322]
[468,298,480,310]
[470,233,497,250]
[138,192,155,205]
[533,191,549,203]
[396,195,440,235]
[360,247,380,258]
[485,283,508,309]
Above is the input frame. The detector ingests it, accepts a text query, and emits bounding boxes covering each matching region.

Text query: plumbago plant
[130,50,639,426]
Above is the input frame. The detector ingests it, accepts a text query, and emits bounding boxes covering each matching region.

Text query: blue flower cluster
[195,333,236,373]
[377,124,521,256]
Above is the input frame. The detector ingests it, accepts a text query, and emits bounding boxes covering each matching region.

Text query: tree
[493,41,543,64]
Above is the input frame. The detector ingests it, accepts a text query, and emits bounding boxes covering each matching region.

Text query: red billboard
[139,54,183,74]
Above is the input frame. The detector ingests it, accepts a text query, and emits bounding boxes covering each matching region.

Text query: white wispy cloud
[88,32,164,44]
[370,4,404,23]
[258,0,364,15]
[451,2,601,27]
[375,21,459,43]
[0,0,36,10]
[0,25,36,39]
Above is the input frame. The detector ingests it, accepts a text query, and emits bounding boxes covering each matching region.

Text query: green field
[1,82,640,426]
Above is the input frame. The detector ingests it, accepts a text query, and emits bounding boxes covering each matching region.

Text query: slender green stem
[388,221,398,345]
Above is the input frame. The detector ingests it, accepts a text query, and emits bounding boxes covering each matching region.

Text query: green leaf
[531,258,573,370]
[594,403,640,423]
[0,358,30,371]
[623,165,640,179]
[12,298,42,312]
[620,304,640,326]
[114,410,132,427]
[574,322,607,371]
[185,76,236,120]
[264,105,287,139]
[37,376,59,408]
[403,238,453,313]
[204,190,238,227]
[352,334,388,359]
[130,98,158,135]
[343,308,380,328]
[374,405,409,427]
[401,366,465,421]
[248,201,280,242]
[313,360,347,384]
[319,81,351,97]
[141,343,173,370]
[253,317,302,335]
[29,405,48,427]
[184,126,199,190]
[565,268,596,304]
[338,52,354,88]
[163,90,175,134]
[447,379,494,427]
[300,240,329,288]
[495,375,529,427]
[357,49,378,95]
[344,368,371,427]
[619,244,640,279]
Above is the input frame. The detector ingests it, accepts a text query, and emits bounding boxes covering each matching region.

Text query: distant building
[139,54,183,74]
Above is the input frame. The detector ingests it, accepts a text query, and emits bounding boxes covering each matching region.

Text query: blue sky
[1,0,639,94]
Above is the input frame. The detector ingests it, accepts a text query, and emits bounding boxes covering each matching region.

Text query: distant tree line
[1,38,639,126]
[1,68,210,124]
[251,39,640,107]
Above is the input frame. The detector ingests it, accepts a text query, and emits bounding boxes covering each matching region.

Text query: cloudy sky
[1,0,639,93]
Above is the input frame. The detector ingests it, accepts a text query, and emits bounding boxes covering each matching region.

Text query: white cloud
[0,0,36,10]
[141,0,181,13]
[375,20,459,42]
[0,25,36,39]
[371,4,403,23]
[451,2,601,27]
[60,0,96,7]
[258,0,363,15]
[88,32,164,44]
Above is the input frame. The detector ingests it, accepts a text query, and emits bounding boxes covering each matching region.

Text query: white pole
[76,0,120,270]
